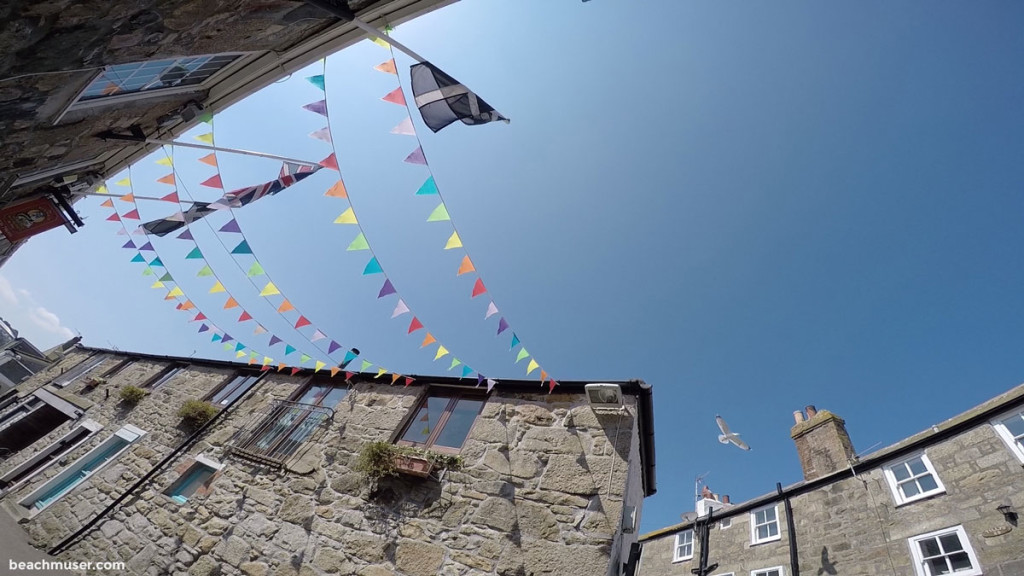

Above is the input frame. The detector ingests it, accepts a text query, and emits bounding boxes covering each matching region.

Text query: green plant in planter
[177,400,218,431]
[119,385,146,405]
[355,441,463,481]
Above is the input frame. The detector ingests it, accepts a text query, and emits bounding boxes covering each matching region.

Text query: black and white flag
[410,62,509,133]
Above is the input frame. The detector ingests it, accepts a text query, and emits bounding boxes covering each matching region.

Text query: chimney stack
[791,405,855,481]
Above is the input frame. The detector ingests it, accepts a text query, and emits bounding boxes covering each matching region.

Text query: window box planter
[392,454,434,478]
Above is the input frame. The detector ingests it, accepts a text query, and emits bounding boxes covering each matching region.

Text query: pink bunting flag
[319,153,339,171]
[390,117,415,136]
[132,227,146,235]
[309,127,332,143]
[382,87,406,106]
[378,279,396,298]
[106,212,120,222]
[311,329,327,342]
[471,278,487,298]
[122,209,140,220]
[116,228,128,235]
[160,192,179,203]
[391,299,410,318]
[404,147,426,165]
[238,311,253,322]
[303,100,328,117]
[253,324,268,335]
[374,59,397,75]
[405,377,414,387]
[166,211,185,222]
[200,174,223,189]
[192,312,207,322]
[485,301,499,319]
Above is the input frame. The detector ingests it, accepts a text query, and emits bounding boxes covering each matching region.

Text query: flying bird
[716,415,750,451]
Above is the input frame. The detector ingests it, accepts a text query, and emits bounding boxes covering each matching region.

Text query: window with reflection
[241,381,347,462]
[397,389,486,454]
[209,373,261,406]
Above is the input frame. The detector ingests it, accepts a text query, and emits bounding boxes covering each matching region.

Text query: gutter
[778,482,799,576]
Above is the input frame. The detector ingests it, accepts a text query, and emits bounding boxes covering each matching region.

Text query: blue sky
[2,1,1023,533]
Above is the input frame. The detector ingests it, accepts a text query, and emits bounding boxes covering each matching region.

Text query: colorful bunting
[224,297,239,309]
[346,233,369,251]
[510,334,520,349]
[101,199,114,208]
[330,367,341,377]
[390,117,415,135]
[471,278,487,298]
[157,174,175,186]
[363,257,383,275]
[231,240,252,254]
[156,156,173,167]
[487,379,497,393]
[192,313,207,322]
[176,229,193,240]
[449,357,462,370]
[306,75,325,91]
[515,348,530,363]
[253,324,268,335]
[434,345,449,361]
[391,299,410,318]
[343,350,357,365]
[285,345,296,356]
[209,281,226,294]
[115,177,131,187]
[310,127,332,143]
[497,317,510,334]
[444,231,462,249]
[404,147,426,165]
[122,240,136,249]
[334,207,357,224]
[247,262,265,277]
[416,177,438,197]
[314,360,326,372]
[328,341,342,354]
[319,153,339,171]
[151,280,165,289]
[526,359,540,374]
[461,365,473,378]
[372,36,390,49]
[167,286,184,298]
[238,311,253,322]
[376,368,387,378]
[198,324,210,333]
[457,255,475,275]
[361,360,372,371]
[197,265,214,277]
[200,174,223,189]
[421,333,436,347]
[260,282,280,297]
[303,100,328,117]
[300,354,312,364]
[107,212,121,222]
[220,219,241,233]
[149,257,163,267]
[324,181,347,198]
[139,241,154,251]
[311,329,327,342]
[123,209,140,220]
[195,133,214,144]
[198,153,218,167]
[160,192,180,203]
[378,279,396,298]
[277,299,294,313]
[294,316,311,329]
[382,87,406,106]
[158,272,173,282]
[119,193,135,203]
[185,247,203,259]
[374,59,397,74]
[269,335,283,346]
[427,204,450,222]
[408,317,423,333]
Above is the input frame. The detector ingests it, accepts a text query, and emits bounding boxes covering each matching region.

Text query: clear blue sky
[2,1,1023,533]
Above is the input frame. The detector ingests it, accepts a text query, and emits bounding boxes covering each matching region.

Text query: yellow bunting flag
[314,361,326,372]
[115,177,131,187]
[334,207,357,224]
[444,231,462,250]
[263,357,273,365]
[376,368,387,378]
[151,281,165,289]
[195,133,214,144]
[434,345,449,361]
[372,36,390,48]
[236,351,246,358]
[457,255,475,275]
[96,185,109,194]
[155,156,173,167]
[420,333,436,348]
[209,281,226,294]
[260,282,280,297]
[167,286,184,298]
[324,181,347,198]
[526,359,540,374]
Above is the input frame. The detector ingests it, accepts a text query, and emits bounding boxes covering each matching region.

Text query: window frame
[751,568,784,576]
[991,406,1024,464]
[882,452,946,506]
[162,454,224,504]
[907,525,982,576]
[142,363,185,389]
[0,419,102,494]
[206,372,262,406]
[749,504,781,545]
[395,387,487,455]
[672,529,694,562]
[52,354,109,388]
[100,358,133,379]
[719,517,732,530]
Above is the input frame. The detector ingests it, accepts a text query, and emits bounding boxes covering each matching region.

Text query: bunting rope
[177,123,404,382]
[377,43,557,392]
[102,170,277,370]
[307,58,496,391]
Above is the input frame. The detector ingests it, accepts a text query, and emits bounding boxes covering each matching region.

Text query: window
[0,358,33,386]
[714,573,735,576]
[64,54,244,112]
[208,373,261,406]
[673,530,694,562]
[100,359,133,379]
[750,505,781,544]
[52,354,108,388]
[992,408,1024,463]
[163,456,222,504]
[0,420,102,493]
[19,425,145,513]
[883,453,945,505]
[719,517,732,530]
[751,568,784,576]
[143,364,184,389]
[396,389,486,454]
[231,381,346,464]
[908,526,981,576]
[0,388,84,455]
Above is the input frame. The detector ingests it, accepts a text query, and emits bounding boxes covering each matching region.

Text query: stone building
[637,390,1024,576]
[0,345,656,575]
[0,0,452,266]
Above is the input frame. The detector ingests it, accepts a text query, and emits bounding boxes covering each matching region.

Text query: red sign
[0,197,67,243]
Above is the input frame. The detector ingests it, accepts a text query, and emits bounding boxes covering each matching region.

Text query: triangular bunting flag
[391,373,401,385]
[540,370,548,382]
[122,240,136,249]
[390,117,415,135]
[363,257,383,275]
[361,360,372,371]
[346,371,355,381]
[119,193,135,203]
[526,359,540,374]
[195,133,214,144]
[224,296,239,309]
[180,300,195,311]
[477,374,485,387]
[151,281,165,289]
[497,317,510,334]
[382,87,406,106]
[324,181,347,198]
[149,257,163,267]
[378,279,396,298]
[407,317,423,333]
[285,345,296,356]
[269,335,283,346]
[549,379,558,393]
[343,350,357,365]
[260,282,280,297]
[198,153,218,167]
[314,360,326,372]
[130,253,145,263]
[372,36,390,48]
[107,212,120,222]
[515,348,529,363]
[374,59,397,74]
[199,323,210,333]
[192,313,207,322]
[510,334,520,349]
[253,324,268,335]
[416,176,438,196]
[141,266,154,276]
[294,316,311,329]
[391,299,410,318]
[238,311,253,322]
[457,255,475,275]
[156,156,173,167]
[220,219,241,233]
[319,153,339,171]
[100,199,114,208]
[328,341,341,354]
[302,100,328,117]
[376,368,387,378]
[231,240,252,254]
[427,204,450,222]
[157,174,175,185]
[311,329,327,342]
[310,127,332,143]
[212,334,222,342]
[115,177,131,187]
[300,354,312,364]
[471,278,487,298]
[186,247,203,259]
[200,174,223,189]
[166,211,185,222]
[132,227,146,235]
[290,367,301,375]
[123,209,140,220]
[461,365,473,378]
[487,379,497,393]
[404,376,415,387]
[449,357,462,370]
[420,333,436,348]
[247,262,265,277]
[277,299,294,312]
[97,185,109,194]
[167,286,184,298]
[444,231,462,249]
[330,367,341,377]
[197,265,214,277]
[306,75,325,91]
[346,233,369,251]
[404,147,426,165]
[176,229,193,240]
[209,281,226,294]
[334,207,357,224]
[434,345,449,361]
[160,192,179,203]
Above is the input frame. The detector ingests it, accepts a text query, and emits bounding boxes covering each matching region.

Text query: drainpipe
[777,482,800,576]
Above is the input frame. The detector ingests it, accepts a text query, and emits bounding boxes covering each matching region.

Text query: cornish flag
[410,62,509,133]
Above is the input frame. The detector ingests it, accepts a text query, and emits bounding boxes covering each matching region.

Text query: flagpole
[144,138,320,167]
[303,0,427,63]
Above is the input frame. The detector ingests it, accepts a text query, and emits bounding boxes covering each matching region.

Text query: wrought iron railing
[225,400,334,467]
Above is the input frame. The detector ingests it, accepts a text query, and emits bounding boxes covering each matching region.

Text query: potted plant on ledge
[356,441,462,481]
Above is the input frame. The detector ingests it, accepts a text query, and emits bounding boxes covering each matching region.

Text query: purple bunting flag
[302,100,328,117]
[269,335,283,346]
[176,229,194,240]
[220,219,241,233]
[496,317,510,335]
[328,340,342,354]
[378,279,396,298]
[403,147,426,165]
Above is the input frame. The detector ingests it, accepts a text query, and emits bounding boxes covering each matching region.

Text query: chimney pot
[722,495,730,504]
[804,405,817,418]
[793,410,806,424]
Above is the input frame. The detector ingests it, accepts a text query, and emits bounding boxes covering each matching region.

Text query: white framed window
[751,567,784,576]
[163,455,223,504]
[673,529,694,562]
[883,453,945,505]
[719,517,732,530]
[992,407,1024,463]
[750,504,781,544]
[0,420,102,494]
[908,525,981,576]
[19,425,145,514]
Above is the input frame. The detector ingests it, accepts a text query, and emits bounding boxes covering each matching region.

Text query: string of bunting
[175,124,403,382]
[375,42,557,392]
[304,58,497,392]
[102,169,278,370]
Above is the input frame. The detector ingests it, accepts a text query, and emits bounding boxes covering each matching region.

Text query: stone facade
[0,346,655,576]
[638,387,1024,576]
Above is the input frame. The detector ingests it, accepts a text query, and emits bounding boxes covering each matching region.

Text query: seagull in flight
[716,415,751,451]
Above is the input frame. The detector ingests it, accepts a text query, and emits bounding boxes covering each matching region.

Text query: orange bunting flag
[540,370,548,382]
[119,193,135,203]
[457,255,475,276]
[408,317,424,333]
[324,181,347,198]
[180,300,195,311]
[198,153,218,167]
[374,59,397,75]
[224,296,239,309]
[277,299,295,313]
[157,173,175,185]
[100,199,114,208]
[471,278,487,298]
[420,333,436,348]
[391,373,401,385]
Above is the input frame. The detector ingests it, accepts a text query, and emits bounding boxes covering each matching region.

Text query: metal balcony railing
[226,400,334,467]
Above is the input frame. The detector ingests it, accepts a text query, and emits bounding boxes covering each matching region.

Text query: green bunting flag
[347,233,370,251]
[159,272,173,282]
[361,360,372,371]
[247,262,265,277]
[515,348,530,363]
[300,354,311,363]
[426,204,450,222]
[197,265,214,277]
[449,358,462,370]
